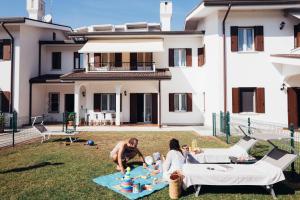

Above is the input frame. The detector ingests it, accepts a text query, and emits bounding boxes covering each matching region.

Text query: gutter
[222,3,232,113]
[1,22,15,113]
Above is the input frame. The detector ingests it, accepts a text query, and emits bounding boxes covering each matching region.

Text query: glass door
[144,94,152,123]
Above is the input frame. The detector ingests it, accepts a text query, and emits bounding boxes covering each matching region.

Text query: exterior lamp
[124,91,127,96]
[280,83,286,91]
[82,91,86,97]
[280,21,286,30]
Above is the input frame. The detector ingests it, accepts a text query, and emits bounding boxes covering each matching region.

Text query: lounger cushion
[261,148,298,170]
[194,145,248,163]
[182,160,285,189]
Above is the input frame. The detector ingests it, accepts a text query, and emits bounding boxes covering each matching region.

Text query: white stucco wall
[32,84,74,122]
[223,10,298,124]
[42,45,83,74]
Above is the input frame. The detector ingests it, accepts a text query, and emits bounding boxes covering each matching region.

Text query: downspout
[159,80,162,128]
[1,22,15,113]
[222,3,232,113]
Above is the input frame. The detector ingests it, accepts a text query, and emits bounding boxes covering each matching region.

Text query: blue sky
[0,0,200,30]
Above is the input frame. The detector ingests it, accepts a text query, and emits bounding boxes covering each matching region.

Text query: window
[48,93,60,113]
[52,52,61,70]
[101,94,116,111]
[74,52,84,69]
[238,28,254,52]
[240,88,256,112]
[0,39,11,61]
[0,91,10,113]
[53,32,56,41]
[174,49,186,67]
[174,93,187,112]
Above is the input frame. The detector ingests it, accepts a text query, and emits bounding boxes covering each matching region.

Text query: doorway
[65,94,74,113]
[130,93,157,124]
[288,88,300,128]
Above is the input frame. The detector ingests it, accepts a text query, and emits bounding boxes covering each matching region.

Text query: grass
[0,131,299,200]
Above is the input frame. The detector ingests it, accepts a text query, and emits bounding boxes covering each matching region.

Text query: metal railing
[88,62,155,72]
[212,111,300,173]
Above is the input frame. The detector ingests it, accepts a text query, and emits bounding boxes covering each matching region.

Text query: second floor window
[52,52,61,70]
[48,93,60,113]
[174,49,186,67]
[74,52,84,69]
[238,28,254,52]
[0,39,11,61]
[174,93,187,112]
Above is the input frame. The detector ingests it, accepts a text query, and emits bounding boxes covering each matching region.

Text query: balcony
[87,62,155,72]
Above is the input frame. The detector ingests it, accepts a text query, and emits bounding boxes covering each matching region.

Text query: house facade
[0,0,300,128]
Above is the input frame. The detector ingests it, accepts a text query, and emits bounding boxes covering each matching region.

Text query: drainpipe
[159,80,162,128]
[1,22,15,113]
[222,3,232,113]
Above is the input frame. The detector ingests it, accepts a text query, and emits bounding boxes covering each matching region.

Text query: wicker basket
[169,172,182,199]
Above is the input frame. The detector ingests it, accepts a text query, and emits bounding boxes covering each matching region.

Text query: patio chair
[105,113,115,125]
[183,147,298,199]
[33,124,79,143]
[193,136,257,163]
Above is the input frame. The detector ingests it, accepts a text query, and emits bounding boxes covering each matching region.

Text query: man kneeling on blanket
[110,138,147,174]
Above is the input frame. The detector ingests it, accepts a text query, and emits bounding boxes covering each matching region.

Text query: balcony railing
[88,62,155,72]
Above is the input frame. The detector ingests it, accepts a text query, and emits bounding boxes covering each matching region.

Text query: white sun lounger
[34,124,79,143]
[193,136,257,163]
[183,148,298,199]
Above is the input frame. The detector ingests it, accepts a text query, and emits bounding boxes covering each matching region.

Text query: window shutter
[187,93,193,112]
[198,47,205,67]
[94,93,101,112]
[94,53,101,67]
[169,93,174,112]
[295,24,300,48]
[231,26,238,52]
[52,52,61,69]
[74,52,79,69]
[232,88,240,113]
[256,88,265,113]
[186,48,192,67]
[169,49,174,67]
[3,39,11,61]
[0,91,10,112]
[254,26,264,51]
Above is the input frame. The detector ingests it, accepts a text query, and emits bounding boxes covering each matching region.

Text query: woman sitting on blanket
[163,138,186,181]
[110,138,146,174]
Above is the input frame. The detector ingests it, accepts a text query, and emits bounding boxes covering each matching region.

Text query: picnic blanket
[93,166,168,200]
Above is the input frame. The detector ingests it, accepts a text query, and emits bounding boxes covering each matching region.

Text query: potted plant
[0,114,5,133]
[67,113,75,126]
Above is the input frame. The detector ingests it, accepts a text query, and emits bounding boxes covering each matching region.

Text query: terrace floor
[0,131,299,199]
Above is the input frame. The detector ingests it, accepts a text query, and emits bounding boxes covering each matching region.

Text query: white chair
[99,113,106,125]
[105,113,115,125]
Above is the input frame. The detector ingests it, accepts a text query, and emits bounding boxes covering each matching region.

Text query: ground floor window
[0,91,10,112]
[240,88,256,112]
[101,94,116,112]
[174,93,187,112]
[48,93,60,113]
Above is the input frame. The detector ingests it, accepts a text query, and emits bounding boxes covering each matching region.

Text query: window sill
[174,110,187,113]
[51,69,62,71]
[48,112,60,114]
[236,51,261,54]
[238,112,261,115]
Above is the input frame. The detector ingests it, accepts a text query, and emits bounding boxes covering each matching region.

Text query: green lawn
[0,131,299,200]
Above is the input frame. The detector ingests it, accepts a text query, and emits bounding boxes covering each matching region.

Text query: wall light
[280,21,286,30]
[280,83,286,91]
[82,91,86,97]
[124,91,127,96]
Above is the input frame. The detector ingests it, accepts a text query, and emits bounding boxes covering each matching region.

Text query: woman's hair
[169,138,182,154]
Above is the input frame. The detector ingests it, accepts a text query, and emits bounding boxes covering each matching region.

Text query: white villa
[0,0,300,128]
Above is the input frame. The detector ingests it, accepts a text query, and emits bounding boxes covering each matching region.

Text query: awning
[79,39,164,53]
[289,11,300,19]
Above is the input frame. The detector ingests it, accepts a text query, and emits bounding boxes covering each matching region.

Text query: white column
[74,84,80,126]
[115,85,121,126]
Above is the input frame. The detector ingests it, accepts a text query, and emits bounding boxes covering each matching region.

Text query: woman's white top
[163,150,186,180]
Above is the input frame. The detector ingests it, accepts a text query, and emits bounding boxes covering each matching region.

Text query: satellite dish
[43,14,53,23]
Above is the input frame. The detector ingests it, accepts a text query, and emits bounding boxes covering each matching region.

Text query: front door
[65,94,74,113]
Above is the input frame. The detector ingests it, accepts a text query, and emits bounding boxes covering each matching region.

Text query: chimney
[26,0,45,21]
[160,0,172,31]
